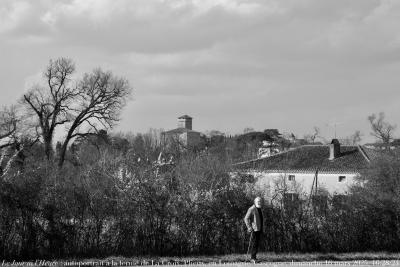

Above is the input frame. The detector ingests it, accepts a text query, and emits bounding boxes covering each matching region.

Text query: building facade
[162,115,202,150]
[234,139,379,201]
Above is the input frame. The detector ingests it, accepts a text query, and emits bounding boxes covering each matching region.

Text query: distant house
[162,115,202,150]
[234,139,380,201]
[364,139,400,150]
[258,140,281,158]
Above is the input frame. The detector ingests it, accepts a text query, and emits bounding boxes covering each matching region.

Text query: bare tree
[21,58,132,166]
[0,106,29,178]
[22,58,76,159]
[304,126,322,144]
[368,112,396,150]
[341,130,363,146]
[0,106,18,149]
[351,130,362,145]
[57,68,132,167]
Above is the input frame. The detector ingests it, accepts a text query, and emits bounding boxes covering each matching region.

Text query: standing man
[244,197,264,263]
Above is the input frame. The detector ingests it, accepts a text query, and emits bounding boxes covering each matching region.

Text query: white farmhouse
[234,139,379,202]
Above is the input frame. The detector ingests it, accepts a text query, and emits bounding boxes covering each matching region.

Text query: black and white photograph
[1,0,400,266]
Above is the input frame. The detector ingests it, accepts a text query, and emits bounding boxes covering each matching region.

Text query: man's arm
[244,207,253,232]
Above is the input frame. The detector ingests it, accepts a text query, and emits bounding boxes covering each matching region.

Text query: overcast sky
[1,0,400,143]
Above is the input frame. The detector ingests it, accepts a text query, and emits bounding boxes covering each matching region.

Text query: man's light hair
[254,197,262,203]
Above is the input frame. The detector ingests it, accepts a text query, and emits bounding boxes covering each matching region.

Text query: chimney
[329,139,340,160]
[178,115,192,130]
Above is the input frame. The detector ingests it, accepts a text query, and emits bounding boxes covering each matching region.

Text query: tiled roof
[163,127,199,134]
[178,115,192,119]
[234,145,374,174]
[359,146,385,162]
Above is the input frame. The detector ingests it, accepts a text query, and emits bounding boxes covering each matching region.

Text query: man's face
[254,198,262,208]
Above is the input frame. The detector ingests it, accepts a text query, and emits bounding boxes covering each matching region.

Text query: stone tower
[178,115,192,130]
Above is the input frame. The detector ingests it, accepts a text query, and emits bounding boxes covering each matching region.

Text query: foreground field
[3,253,400,267]
[166,262,400,267]
[109,252,400,264]
[3,260,400,267]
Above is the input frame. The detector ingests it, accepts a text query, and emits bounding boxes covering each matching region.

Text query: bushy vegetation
[1,130,400,260]
[0,131,258,259]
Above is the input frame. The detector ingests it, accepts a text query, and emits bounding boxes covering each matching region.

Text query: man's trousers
[250,231,262,260]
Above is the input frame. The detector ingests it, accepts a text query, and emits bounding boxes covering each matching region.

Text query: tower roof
[178,114,192,119]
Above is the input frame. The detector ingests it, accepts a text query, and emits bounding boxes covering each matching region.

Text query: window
[338,176,346,182]
[288,175,295,182]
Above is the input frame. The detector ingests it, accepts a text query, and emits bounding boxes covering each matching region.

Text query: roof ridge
[233,144,319,166]
[301,144,358,147]
[233,147,298,166]
[357,145,371,163]
[163,127,200,134]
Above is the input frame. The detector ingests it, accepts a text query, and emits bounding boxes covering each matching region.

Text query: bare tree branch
[368,112,396,150]
[21,58,76,159]
[20,58,132,167]
[304,126,322,144]
[58,68,132,167]
[0,106,19,148]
